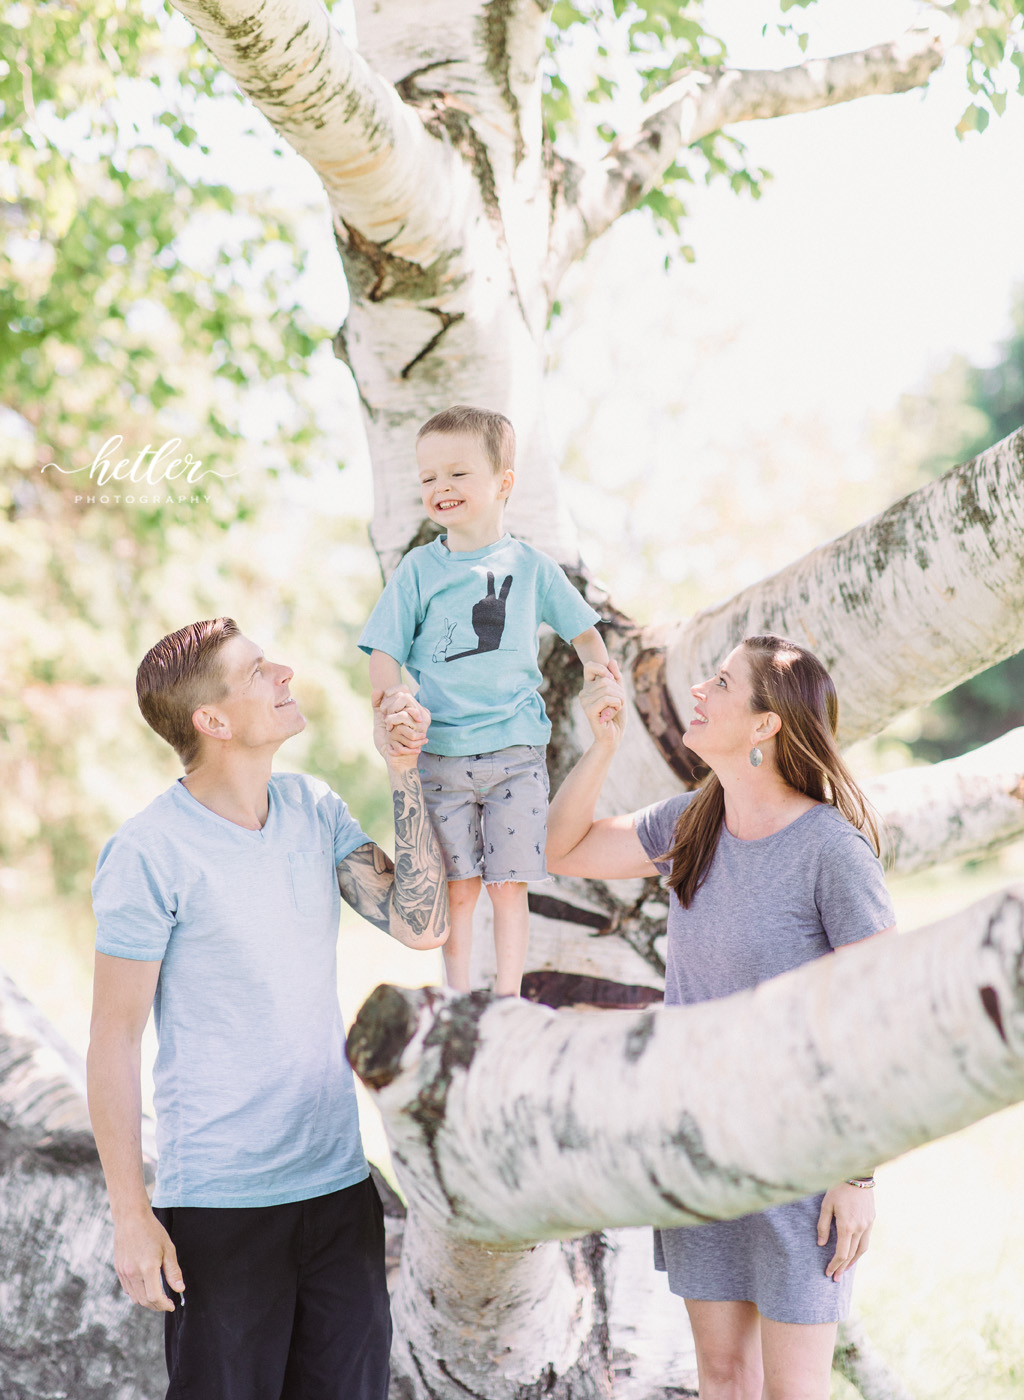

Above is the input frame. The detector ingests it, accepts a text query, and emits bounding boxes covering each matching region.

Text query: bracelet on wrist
[845,1176,875,1189]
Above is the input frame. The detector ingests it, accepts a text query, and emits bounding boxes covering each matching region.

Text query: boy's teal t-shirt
[358,534,600,755]
[92,773,372,1209]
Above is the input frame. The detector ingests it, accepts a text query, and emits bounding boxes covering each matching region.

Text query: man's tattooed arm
[336,843,394,934]
[336,768,448,947]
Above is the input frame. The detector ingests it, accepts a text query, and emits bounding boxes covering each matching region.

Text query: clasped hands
[581,659,626,735]
[372,685,430,765]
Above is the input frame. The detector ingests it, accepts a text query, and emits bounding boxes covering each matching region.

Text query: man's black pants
[154,1175,391,1400]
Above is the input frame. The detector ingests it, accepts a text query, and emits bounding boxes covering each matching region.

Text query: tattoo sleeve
[336,769,448,942]
[388,767,448,939]
[336,843,395,934]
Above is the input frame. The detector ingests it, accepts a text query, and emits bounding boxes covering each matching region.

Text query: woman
[547,635,895,1400]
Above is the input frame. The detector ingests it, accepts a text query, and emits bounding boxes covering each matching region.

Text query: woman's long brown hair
[664,635,882,908]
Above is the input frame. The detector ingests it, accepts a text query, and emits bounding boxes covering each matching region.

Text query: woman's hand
[818,1182,875,1281]
[581,661,626,745]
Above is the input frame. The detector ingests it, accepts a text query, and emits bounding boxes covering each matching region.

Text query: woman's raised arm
[546,663,658,880]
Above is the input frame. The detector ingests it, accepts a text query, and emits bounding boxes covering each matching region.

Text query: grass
[4,842,1024,1399]
[831,1100,1024,1400]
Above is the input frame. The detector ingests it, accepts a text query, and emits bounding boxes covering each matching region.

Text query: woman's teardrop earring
[749,746,763,768]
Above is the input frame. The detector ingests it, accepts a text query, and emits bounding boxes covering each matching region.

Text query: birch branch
[548,25,945,281]
[834,1315,914,1400]
[168,0,466,262]
[648,426,1024,750]
[348,884,1024,1244]
[868,727,1024,876]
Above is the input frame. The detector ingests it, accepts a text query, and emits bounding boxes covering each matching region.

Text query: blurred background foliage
[3,0,1024,967]
[0,0,391,962]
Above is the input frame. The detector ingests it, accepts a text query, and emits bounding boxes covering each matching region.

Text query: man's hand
[114,1208,184,1312]
[373,686,429,767]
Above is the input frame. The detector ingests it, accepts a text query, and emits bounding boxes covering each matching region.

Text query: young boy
[359,404,618,996]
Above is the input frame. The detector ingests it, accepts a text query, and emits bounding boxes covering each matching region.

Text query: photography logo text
[41,436,242,505]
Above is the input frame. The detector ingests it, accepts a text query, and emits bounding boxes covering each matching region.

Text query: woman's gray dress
[635,794,894,1325]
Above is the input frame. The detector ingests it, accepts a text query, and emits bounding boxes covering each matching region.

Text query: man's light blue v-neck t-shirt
[92,773,372,1209]
[358,534,600,755]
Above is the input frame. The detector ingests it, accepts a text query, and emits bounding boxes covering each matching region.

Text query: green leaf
[955,103,984,137]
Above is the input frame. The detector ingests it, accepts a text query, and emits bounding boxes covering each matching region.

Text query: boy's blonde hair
[417,405,515,477]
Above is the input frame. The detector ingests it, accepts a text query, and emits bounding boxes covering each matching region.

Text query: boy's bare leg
[443,877,481,991]
[487,882,530,997]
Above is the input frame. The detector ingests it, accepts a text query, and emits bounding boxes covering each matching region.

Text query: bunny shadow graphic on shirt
[432,619,458,664]
[436,572,513,662]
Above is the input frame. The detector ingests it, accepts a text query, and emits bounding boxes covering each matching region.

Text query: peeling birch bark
[346,886,1024,1394]
[603,1226,698,1398]
[169,0,470,264]
[167,0,967,587]
[0,968,162,1399]
[336,0,579,575]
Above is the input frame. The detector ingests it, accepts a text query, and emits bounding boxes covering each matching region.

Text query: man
[86,617,447,1400]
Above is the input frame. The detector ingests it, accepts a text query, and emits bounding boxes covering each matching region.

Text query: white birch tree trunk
[348,884,1024,1396]
[163,0,1024,928]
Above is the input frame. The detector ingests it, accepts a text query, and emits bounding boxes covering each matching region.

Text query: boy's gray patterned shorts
[417,745,550,884]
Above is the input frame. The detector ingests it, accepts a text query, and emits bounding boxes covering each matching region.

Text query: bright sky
[541,1,1024,612]
[665,0,1024,429]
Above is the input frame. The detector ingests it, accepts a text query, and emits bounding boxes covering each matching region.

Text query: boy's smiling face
[417,430,513,543]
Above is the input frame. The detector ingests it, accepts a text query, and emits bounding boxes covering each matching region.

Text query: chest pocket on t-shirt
[288,849,333,916]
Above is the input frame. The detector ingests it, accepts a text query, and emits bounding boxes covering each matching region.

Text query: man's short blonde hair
[417,404,515,477]
[136,618,239,766]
